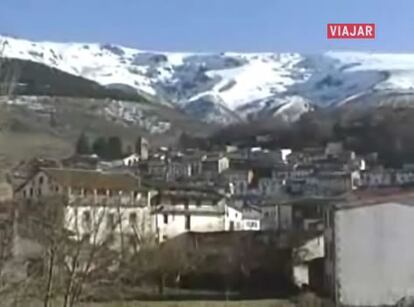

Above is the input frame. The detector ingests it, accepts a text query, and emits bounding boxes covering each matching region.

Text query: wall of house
[156,213,226,240]
[293,235,324,288]
[242,218,260,230]
[0,182,13,202]
[258,178,282,196]
[64,205,154,246]
[334,203,414,306]
[17,171,61,200]
[225,206,243,231]
[261,205,292,231]
[155,203,243,241]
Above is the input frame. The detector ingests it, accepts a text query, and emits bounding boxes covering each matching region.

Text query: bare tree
[0,37,19,130]
[0,196,127,307]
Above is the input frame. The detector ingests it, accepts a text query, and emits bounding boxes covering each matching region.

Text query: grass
[0,298,293,307]
[81,300,293,307]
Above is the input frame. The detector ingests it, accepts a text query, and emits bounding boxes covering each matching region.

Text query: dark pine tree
[75,132,92,155]
[92,137,108,159]
[107,136,123,160]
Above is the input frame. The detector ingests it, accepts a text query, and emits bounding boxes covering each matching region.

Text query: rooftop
[39,168,141,191]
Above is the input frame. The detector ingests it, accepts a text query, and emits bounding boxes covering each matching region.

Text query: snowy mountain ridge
[2,35,414,124]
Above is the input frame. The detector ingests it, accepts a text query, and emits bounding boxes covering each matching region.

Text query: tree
[92,137,108,159]
[0,38,19,131]
[0,196,127,307]
[75,133,92,155]
[107,136,123,160]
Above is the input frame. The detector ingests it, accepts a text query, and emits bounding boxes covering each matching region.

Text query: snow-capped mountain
[2,35,414,124]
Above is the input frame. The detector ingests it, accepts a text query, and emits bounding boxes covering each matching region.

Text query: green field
[81,300,293,307]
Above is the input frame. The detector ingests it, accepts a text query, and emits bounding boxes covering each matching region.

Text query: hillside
[0,94,214,172]
[4,35,414,124]
[209,104,414,167]
[1,58,149,102]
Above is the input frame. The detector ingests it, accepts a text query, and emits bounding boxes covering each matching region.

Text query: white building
[324,193,414,306]
[152,187,243,241]
[281,149,292,164]
[122,153,140,167]
[14,168,155,244]
[240,206,261,231]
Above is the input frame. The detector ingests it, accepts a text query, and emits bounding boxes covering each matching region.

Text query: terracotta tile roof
[41,168,141,191]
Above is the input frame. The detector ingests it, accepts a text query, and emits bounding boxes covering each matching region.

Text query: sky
[1,0,414,53]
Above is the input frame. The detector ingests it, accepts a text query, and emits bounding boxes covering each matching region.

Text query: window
[185,215,191,230]
[129,212,137,225]
[30,188,34,197]
[163,214,168,224]
[229,221,235,231]
[38,176,44,185]
[37,188,41,196]
[23,190,26,198]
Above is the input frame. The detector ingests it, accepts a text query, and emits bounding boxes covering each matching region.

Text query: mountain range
[3,35,414,125]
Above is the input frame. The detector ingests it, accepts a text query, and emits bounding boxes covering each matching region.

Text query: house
[229,198,262,231]
[135,137,149,160]
[0,180,13,202]
[312,171,358,196]
[260,199,293,231]
[324,191,414,306]
[122,153,140,167]
[240,205,261,231]
[395,169,414,186]
[301,147,327,163]
[263,197,341,232]
[145,159,168,180]
[201,155,229,179]
[61,154,100,170]
[325,142,343,157]
[221,169,254,195]
[152,187,242,241]
[257,177,283,196]
[166,157,193,181]
[292,233,324,290]
[289,164,314,180]
[360,169,393,188]
[281,149,292,164]
[14,168,155,244]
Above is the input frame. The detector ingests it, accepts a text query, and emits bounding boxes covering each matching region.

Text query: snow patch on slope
[4,35,414,124]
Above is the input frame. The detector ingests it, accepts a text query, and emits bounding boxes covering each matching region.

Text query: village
[0,134,412,306]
